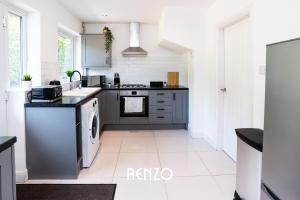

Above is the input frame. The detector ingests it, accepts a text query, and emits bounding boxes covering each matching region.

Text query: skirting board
[16,170,28,183]
[189,131,204,139]
[204,135,218,150]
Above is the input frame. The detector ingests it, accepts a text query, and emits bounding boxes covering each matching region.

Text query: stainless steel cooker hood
[122,22,148,56]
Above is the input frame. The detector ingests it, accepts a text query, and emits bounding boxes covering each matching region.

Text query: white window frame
[58,30,76,79]
[5,4,27,88]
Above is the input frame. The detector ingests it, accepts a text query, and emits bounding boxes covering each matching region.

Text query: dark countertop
[25,96,88,108]
[236,128,263,152]
[101,85,189,90]
[25,86,189,108]
[0,136,17,153]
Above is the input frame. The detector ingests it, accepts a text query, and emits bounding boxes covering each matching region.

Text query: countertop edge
[0,136,17,153]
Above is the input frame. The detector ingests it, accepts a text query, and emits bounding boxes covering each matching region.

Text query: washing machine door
[89,112,99,144]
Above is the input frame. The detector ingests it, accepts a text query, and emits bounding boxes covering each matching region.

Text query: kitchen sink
[63,87,101,97]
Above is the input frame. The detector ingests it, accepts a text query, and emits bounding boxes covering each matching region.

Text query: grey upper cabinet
[81,34,111,68]
[172,90,188,124]
[104,91,120,124]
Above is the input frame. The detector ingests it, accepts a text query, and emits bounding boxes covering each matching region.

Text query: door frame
[216,10,255,151]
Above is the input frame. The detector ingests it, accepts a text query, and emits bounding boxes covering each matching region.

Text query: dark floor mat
[17,184,116,200]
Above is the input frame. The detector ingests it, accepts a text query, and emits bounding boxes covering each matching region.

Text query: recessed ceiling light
[102,14,108,17]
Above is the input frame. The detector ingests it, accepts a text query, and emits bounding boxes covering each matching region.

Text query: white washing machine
[81,98,100,168]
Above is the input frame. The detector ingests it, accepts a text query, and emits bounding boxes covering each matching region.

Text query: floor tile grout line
[154,131,169,200]
[196,151,215,176]
[111,132,126,181]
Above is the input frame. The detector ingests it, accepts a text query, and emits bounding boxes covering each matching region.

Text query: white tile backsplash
[41,62,60,85]
[86,55,188,86]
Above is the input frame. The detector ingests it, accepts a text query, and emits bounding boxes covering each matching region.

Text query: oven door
[120,96,149,117]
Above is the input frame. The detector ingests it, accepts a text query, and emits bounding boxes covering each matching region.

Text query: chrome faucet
[70,70,82,89]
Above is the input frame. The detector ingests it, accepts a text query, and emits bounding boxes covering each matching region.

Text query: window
[8,11,24,87]
[58,33,75,79]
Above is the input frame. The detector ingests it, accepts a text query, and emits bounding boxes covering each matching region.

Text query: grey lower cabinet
[0,147,16,200]
[81,34,112,68]
[104,91,120,124]
[26,107,82,179]
[149,90,188,125]
[172,90,188,124]
[96,92,105,130]
[101,89,188,129]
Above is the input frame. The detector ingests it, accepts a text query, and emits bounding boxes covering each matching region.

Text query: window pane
[58,35,73,78]
[8,12,22,87]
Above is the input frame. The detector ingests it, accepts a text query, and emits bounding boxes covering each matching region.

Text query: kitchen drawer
[149,106,172,114]
[149,114,172,124]
[149,97,172,106]
[149,91,173,98]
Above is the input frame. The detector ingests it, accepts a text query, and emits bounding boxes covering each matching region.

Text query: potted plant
[103,27,114,53]
[65,69,74,78]
[21,74,32,90]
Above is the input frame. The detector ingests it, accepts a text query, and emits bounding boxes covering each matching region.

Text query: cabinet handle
[117,93,119,101]
[157,108,165,111]
[157,116,165,119]
[157,101,165,103]
[173,93,176,101]
[157,93,165,96]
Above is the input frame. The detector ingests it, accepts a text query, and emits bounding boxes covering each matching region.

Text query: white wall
[84,23,188,86]
[159,7,208,137]
[5,0,82,182]
[204,0,300,148]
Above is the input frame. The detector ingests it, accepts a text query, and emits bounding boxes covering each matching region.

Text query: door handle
[220,88,227,92]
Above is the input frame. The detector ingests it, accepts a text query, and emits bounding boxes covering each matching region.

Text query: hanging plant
[103,27,114,53]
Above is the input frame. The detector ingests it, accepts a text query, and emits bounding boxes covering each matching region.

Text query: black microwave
[31,85,62,102]
[82,76,106,87]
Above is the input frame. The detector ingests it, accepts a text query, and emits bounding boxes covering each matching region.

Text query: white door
[0,4,7,136]
[222,18,252,160]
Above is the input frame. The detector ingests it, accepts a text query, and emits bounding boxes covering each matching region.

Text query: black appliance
[120,90,149,117]
[114,73,120,87]
[49,80,61,86]
[82,75,106,87]
[31,85,62,102]
[150,81,164,88]
[121,84,146,89]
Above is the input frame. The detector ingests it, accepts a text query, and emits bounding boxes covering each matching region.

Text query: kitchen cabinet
[26,107,82,179]
[96,92,105,130]
[104,91,120,124]
[148,90,188,125]
[172,90,188,124]
[81,34,111,68]
[0,140,16,200]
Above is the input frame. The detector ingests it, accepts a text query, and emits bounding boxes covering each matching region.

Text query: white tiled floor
[26,130,236,200]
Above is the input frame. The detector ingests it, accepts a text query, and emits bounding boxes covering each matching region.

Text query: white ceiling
[57,0,215,23]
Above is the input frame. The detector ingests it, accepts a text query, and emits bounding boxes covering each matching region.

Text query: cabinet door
[96,92,105,129]
[81,34,111,68]
[104,91,120,124]
[0,147,16,200]
[172,91,188,124]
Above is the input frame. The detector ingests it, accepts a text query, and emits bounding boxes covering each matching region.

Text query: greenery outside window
[8,11,25,87]
[58,33,75,79]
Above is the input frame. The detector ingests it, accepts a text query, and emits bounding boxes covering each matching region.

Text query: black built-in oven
[120,90,149,117]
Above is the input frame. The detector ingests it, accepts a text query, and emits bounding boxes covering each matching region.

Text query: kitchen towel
[124,97,144,113]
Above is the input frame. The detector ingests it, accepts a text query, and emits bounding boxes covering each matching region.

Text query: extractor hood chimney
[122,22,148,56]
